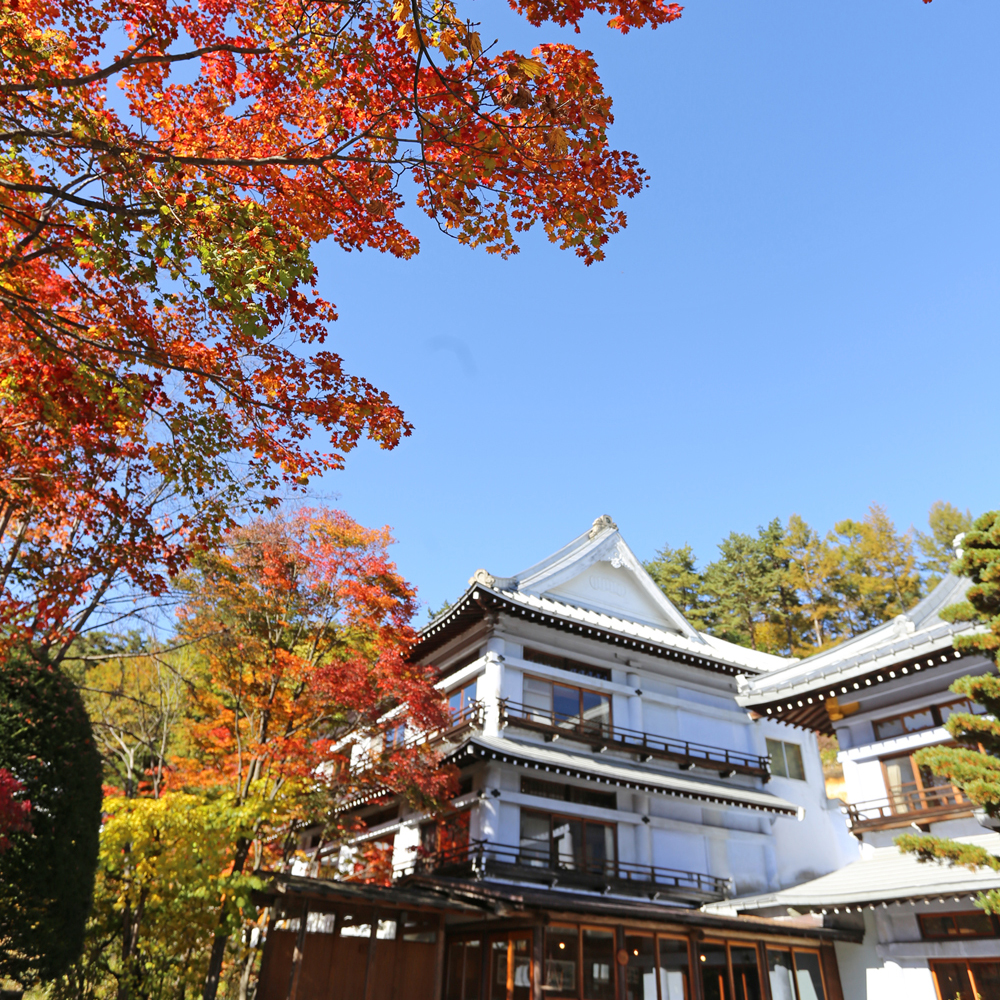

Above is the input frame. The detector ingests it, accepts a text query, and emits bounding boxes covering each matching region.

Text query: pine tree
[896,511,1000,913]
[915,500,974,586]
[643,543,709,630]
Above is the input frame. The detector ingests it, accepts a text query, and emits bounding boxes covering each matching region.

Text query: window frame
[872,696,987,742]
[519,806,618,873]
[878,747,966,814]
[930,958,1000,1000]
[764,947,827,1000]
[766,739,806,781]
[522,674,613,733]
[918,911,1000,940]
[522,647,612,681]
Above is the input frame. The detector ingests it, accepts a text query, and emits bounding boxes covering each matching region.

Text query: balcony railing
[500,699,770,779]
[395,838,731,904]
[845,781,971,832]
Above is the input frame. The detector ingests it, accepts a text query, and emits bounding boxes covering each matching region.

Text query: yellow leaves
[395,20,420,52]
[517,57,546,79]
[465,30,483,60]
[545,127,568,156]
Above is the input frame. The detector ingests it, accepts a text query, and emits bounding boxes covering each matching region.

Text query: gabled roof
[449,735,800,816]
[703,833,1000,913]
[415,517,789,677]
[734,574,983,729]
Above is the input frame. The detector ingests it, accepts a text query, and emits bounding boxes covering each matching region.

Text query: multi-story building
[258,517,861,1000]
[711,569,1000,999]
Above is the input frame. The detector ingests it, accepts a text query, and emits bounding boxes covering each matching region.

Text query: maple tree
[0,768,31,853]
[0,0,683,663]
[170,508,453,1000]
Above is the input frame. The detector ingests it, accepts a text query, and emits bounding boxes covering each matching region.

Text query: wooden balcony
[396,839,731,905]
[500,699,770,779]
[845,781,972,833]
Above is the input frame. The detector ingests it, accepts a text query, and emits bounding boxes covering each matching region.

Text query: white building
[711,572,1000,999]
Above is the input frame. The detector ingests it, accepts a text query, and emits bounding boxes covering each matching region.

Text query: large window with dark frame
[880,749,966,815]
[931,959,1000,1000]
[519,808,616,874]
[919,911,1000,940]
[522,647,612,681]
[523,676,612,735]
[766,949,826,1000]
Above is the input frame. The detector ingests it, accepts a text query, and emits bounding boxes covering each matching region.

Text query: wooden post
[362,909,379,1000]
[431,912,447,1000]
[287,901,310,1000]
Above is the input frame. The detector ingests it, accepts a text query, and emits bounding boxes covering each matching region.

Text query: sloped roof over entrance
[414,516,790,676]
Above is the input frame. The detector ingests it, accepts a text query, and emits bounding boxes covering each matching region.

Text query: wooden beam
[362,908,379,1000]
[286,900,309,1000]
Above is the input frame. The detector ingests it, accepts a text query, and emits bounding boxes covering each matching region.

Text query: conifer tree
[915,500,974,586]
[897,511,1000,912]
[643,543,708,629]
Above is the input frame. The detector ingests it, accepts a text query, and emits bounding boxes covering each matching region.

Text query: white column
[627,671,644,732]
[633,792,653,867]
[481,637,505,737]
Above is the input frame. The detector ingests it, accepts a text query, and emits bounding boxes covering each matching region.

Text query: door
[490,931,533,1000]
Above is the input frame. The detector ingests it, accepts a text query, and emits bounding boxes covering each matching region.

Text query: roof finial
[589,514,618,539]
[468,568,496,587]
[953,532,966,560]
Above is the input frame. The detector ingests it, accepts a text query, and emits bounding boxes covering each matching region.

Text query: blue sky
[305,0,1000,617]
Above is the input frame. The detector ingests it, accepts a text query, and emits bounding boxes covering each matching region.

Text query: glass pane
[581,691,611,733]
[582,929,616,1000]
[873,717,906,741]
[793,952,825,1000]
[554,819,583,869]
[969,961,1000,996]
[766,739,787,778]
[401,912,437,943]
[932,963,974,1000]
[520,811,552,867]
[492,940,509,1000]
[464,681,478,705]
[784,743,805,781]
[883,755,916,812]
[464,941,482,1000]
[512,937,531,1000]
[659,939,690,1000]
[376,919,397,940]
[767,950,796,1000]
[955,912,995,936]
[699,943,730,1000]
[625,935,657,1000]
[553,685,581,727]
[730,947,761,1000]
[902,708,935,732]
[545,927,578,996]
[524,677,553,719]
[920,915,953,938]
[584,822,613,873]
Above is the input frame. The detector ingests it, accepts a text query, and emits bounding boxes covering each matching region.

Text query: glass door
[490,931,533,1000]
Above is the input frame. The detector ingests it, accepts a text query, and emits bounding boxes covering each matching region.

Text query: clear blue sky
[305,0,1000,617]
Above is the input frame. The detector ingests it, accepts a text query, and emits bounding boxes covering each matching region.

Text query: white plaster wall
[726,838,768,895]
[652,827,708,875]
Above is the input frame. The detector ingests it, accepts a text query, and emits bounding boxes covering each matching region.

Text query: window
[873,697,987,742]
[699,942,730,1000]
[523,676,612,735]
[919,911,999,939]
[523,647,612,681]
[766,949,826,1000]
[625,934,657,1000]
[582,929,615,1000]
[658,938,690,1000]
[544,927,579,995]
[521,776,617,811]
[449,681,478,721]
[880,751,964,814]
[519,809,616,874]
[766,739,805,780]
[729,946,762,1000]
[400,912,438,943]
[385,720,406,749]
[931,960,1000,1000]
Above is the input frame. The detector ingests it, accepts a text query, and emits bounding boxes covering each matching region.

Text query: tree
[170,508,453,1000]
[897,511,1000,913]
[643,542,709,629]
[0,769,31,854]
[0,0,682,664]
[783,514,839,652]
[701,520,785,651]
[828,503,921,637]
[0,651,103,984]
[915,500,974,586]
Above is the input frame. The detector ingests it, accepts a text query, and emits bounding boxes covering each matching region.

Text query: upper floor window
[919,912,1000,940]
[519,807,616,874]
[448,681,478,720]
[766,738,805,780]
[385,720,406,749]
[522,646,612,681]
[523,676,611,734]
[872,697,986,742]
[520,776,617,810]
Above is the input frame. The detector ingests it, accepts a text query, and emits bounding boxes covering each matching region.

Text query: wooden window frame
[522,647,612,682]
[930,959,1000,1000]
[520,806,619,872]
[918,911,1000,940]
[764,947,828,1000]
[523,675,614,731]
[878,748,966,814]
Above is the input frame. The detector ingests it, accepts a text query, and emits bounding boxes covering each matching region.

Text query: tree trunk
[202,838,251,1000]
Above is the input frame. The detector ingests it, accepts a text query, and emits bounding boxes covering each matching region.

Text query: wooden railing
[395,838,731,903]
[845,781,971,831]
[500,699,770,779]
